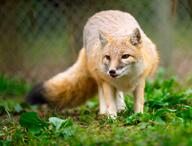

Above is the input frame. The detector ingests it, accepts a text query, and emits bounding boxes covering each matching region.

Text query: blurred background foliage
[0,0,191,82]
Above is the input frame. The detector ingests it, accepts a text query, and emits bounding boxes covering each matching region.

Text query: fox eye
[121,54,130,59]
[104,55,111,60]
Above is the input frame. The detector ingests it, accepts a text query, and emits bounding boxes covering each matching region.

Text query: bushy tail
[27,48,97,108]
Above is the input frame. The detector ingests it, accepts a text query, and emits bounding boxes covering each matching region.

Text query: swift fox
[27,10,159,118]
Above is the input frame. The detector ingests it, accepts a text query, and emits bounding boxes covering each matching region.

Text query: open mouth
[109,74,118,78]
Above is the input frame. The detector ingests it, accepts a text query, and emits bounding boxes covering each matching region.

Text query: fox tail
[27,48,97,108]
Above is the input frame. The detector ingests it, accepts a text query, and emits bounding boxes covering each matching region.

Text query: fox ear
[130,28,142,46]
[99,31,112,46]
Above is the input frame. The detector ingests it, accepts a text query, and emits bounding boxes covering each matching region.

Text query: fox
[27,10,159,118]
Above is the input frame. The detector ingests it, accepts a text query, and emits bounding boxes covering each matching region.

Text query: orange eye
[122,54,130,59]
[104,55,111,60]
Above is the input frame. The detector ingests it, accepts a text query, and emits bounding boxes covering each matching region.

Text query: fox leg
[98,85,107,114]
[102,82,117,118]
[116,91,126,112]
[133,79,145,113]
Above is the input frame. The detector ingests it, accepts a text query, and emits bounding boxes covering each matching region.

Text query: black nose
[109,69,117,77]
[109,69,116,74]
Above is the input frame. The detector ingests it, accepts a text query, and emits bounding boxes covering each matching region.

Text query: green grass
[0,71,192,146]
[0,74,30,97]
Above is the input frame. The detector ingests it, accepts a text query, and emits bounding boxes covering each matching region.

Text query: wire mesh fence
[0,0,192,81]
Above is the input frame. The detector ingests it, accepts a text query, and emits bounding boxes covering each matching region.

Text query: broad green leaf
[19,112,48,133]
[49,117,73,130]
[14,104,22,113]
[184,89,192,96]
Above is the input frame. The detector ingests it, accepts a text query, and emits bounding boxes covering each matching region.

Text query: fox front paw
[106,106,117,119]
[117,103,126,112]
[99,109,107,115]
[134,103,144,113]
[116,99,126,112]
[108,114,117,119]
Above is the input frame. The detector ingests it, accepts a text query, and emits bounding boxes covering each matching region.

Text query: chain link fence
[0,0,192,81]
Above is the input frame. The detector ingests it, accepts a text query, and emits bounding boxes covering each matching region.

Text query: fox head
[99,28,143,78]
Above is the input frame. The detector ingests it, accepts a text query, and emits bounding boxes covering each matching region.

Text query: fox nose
[109,69,117,77]
[109,69,116,74]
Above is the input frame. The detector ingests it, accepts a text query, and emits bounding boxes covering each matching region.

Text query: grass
[0,70,192,146]
[0,74,30,97]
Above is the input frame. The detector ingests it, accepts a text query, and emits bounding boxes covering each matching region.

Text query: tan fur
[83,10,159,116]
[83,11,159,91]
[44,48,97,108]
[43,10,159,117]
